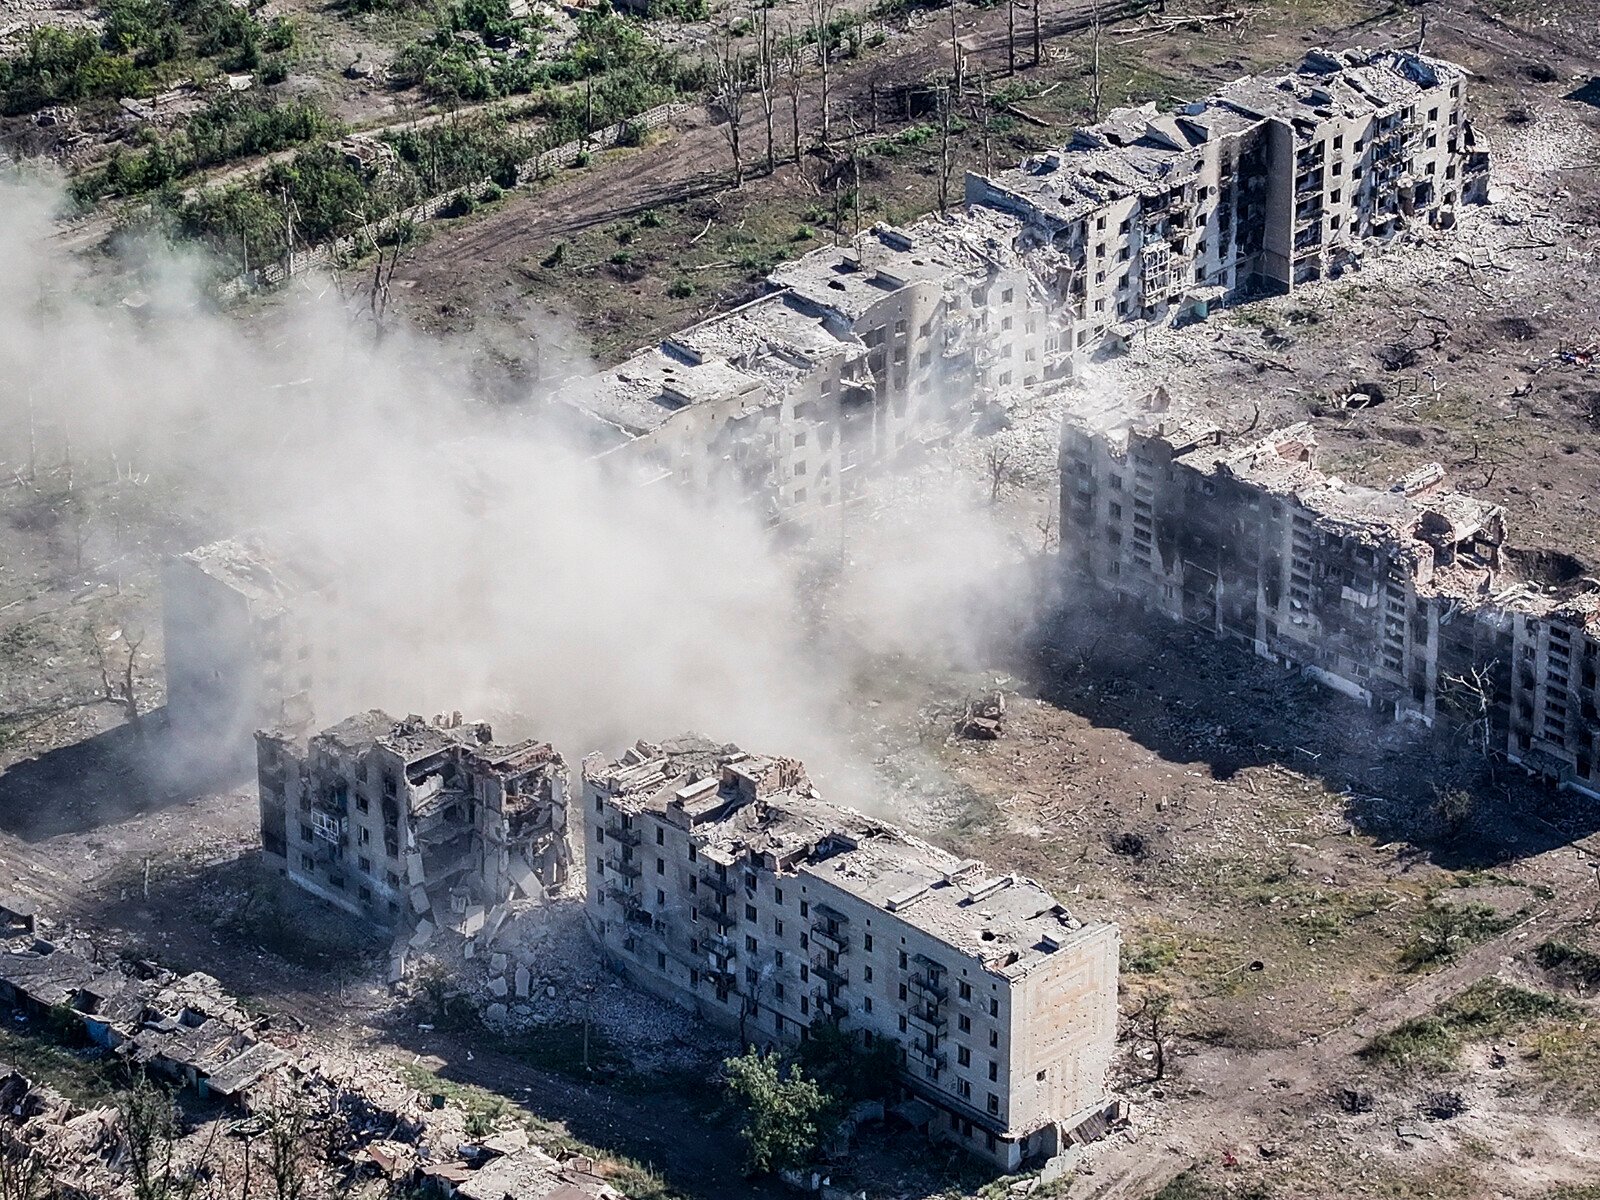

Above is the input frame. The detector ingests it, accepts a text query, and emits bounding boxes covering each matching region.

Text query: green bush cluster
[392,6,694,112]
[74,95,336,200]
[0,0,294,116]
[153,114,535,271]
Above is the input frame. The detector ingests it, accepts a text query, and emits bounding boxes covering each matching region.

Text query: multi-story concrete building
[1058,389,1600,797]
[970,47,1490,352]
[581,736,1119,1169]
[256,711,570,929]
[556,211,1057,528]
[162,537,318,748]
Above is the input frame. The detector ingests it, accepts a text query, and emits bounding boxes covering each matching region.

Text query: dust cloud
[0,175,1050,802]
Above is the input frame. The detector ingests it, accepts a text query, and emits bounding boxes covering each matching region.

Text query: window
[989,1030,998,1049]
[864,997,873,1013]
[300,854,314,871]
[990,999,999,1018]
[775,950,784,968]
[595,795,603,813]
[774,920,784,937]
[746,935,758,953]
[863,965,872,982]
[656,858,665,875]
[801,964,809,981]
[300,824,313,842]
[898,984,908,1001]
[1001,288,1014,303]
[800,901,809,917]
[657,889,665,905]
[356,795,369,813]
[358,856,371,874]
[1001,316,1013,331]
[898,1015,907,1033]
[899,951,908,969]
[359,827,371,846]
[957,1046,971,1067]
[656,827,664,845]
[988,1061,998,1082]
[776,982,785,999]
[359,886,371,903]
[958,1080,972,1100]
[987,1094,1000,1116]
[658,952,667,969]
[958,981,972,1001]
[387,871,400,888]
[746,904,757,922]
[774,887,783,904]
[958,1014,971,1033]
[863,933,873,951]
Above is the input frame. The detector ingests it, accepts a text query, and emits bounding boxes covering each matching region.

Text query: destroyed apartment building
[1059,388,1600,798]
[550,48,1486,531]
[969,47,1489,349]
[555,210,1055,528]
[256,710,570,930]
[162,536,320,746]
[582,736,1119,1170]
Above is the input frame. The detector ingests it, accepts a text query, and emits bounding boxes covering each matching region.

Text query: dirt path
[1068,845,1600,1199]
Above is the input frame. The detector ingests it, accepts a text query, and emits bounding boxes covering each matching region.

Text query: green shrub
[1399,902,1518,971]
[1362,979,1573,1071]
[666,276,694,298]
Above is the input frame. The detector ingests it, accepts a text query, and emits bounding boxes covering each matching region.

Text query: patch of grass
[0,1014,129,1107]
[1398,902,1520,971]
[1527,1022,1600,1110]
[1362,979,1574,1071]
[1122,934,1179,976]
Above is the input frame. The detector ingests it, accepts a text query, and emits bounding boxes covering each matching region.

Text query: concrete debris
[954,690,1008,739]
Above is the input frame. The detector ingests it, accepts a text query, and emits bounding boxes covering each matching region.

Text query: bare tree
[0,1144,51,1200]
[936,80,955,215]
[984,441,1013,504]
[1089,0,1103,120]
[971,75,993,176]
[1130,990,1173,1082]
[1006,0,1017,75]
[1036,503,1057,554]
[708,33,749,187]
[948,0,964,93]
[753,0,778,174]
[1031,0,1042,67]
[93,624,145,738]
[120,1078,201,1200]
[810,0,837,145]
[784,25,805,167]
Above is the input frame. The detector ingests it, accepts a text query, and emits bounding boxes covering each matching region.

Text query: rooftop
[977,47,1467,227]
[175,536,313,609]
[586,738,1103,979]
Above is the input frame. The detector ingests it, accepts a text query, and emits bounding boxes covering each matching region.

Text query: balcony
[908,973,947,1005]
[907,1009,947,1038]
[812,961,848,989]
[810,925,847,956]
[812,990,846,1020]
[604,822,641,847]
[605,883,642,910]
[907,1043,945,1073]
[608,857,642,880]
[698,869,736,897]
[707,906,738,929]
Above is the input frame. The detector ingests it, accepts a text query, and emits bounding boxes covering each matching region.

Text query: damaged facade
[556,211,1053,528]
[256,711,570,930]
[162,536,319,745]
[1059,389,1600,797]
[549,48,1487,532]
[581,736,1119,1170]
[970,47,1489,347]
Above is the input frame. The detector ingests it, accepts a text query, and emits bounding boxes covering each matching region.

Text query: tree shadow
[1020,591,1599,870]
[0,709,250,842]
[1566,78,1600,108]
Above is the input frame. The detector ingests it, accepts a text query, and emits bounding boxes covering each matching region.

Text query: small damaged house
[257,711,570,932]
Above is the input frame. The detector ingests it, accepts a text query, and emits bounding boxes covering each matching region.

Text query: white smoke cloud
[0,173,1049,809]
